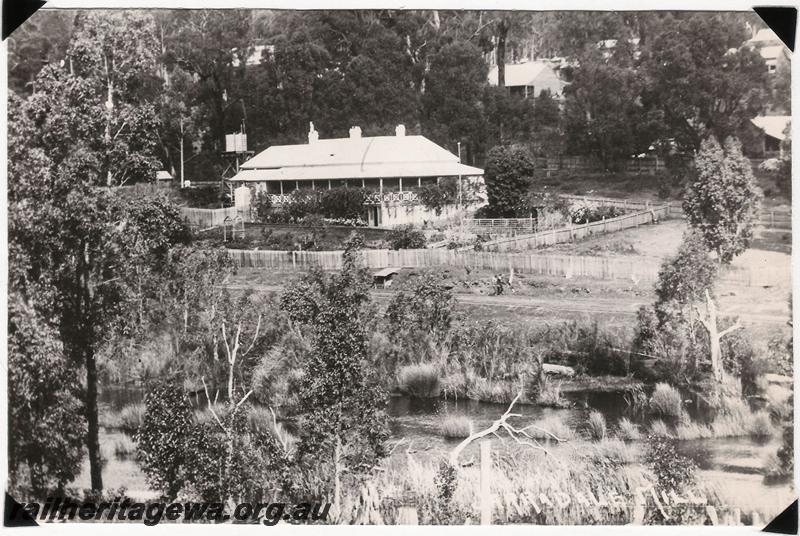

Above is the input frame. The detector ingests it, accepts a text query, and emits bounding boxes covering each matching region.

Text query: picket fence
[558,194,792,230]
[227,247,782,287]
[476,204,670,252]
[181,206,252,229]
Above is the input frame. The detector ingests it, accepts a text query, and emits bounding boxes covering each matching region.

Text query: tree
[9,56,192,491]
[683,136,762,263]
[653,231,719,326]
[8,297,85,497]
[641,13,769,151]
[483,145,535,217]
[562,48,658,169]
[422,40,488,163]
[67,11,163,186]
[284,236,389,512]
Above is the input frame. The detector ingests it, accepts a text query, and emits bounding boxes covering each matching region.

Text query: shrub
[617,417,641,441]
[586,410,607,441]
[440,415,472,439]
[649,383,684,421]
[387,225,426,249]
[397,364,441,398]
[645,434,697,493]
[179,186,224,208]
[253,191,273,222]
[318,187,368,220]
[537,377,568,408]
[749,411,773,438]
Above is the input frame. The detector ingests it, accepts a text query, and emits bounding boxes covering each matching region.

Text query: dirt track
[222,283,789,326]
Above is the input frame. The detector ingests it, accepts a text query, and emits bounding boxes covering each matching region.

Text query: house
[487,61,567,99]
[227,123,485,227]
[746,28,786,73]
[750,115,791,156]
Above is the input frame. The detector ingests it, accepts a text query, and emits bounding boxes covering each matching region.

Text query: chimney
[395,124,406,137]
[308,122,319,144]
[349,126,362,139]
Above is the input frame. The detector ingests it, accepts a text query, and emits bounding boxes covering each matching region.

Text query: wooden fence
[181,205,252,229]
[475,205,670,253]
[227,247,784,287]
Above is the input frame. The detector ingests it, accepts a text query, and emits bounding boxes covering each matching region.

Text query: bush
[253,191,273,222]
[617,417,641,441]
[645,434,696,493]
[387,225,426,249]
[749,411,773,438]
[440,415,472,439]
[179,186,224,208]
[397,364,441,398]
[318,187,368,220]
[649,383,684,421]
[586,410,607,441]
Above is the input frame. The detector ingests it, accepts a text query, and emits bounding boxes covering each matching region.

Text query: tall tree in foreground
[282,235,389,513]
[683,136,762,263]
[8,297,86,497]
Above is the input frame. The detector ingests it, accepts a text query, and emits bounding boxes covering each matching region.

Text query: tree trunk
[85,343,103,491]
[496,18,509,87]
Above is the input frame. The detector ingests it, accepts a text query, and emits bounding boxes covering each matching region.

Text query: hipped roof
[230,134,483,182]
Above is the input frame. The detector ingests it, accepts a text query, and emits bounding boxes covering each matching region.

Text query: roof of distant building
[759,44,784,61]
[748,28,782,45]
[752,115,791,140]
[487,61,567,96]
[230,124,483,182]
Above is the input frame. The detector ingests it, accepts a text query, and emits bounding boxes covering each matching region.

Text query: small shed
[373,267,401,289]
[155,170,173,181]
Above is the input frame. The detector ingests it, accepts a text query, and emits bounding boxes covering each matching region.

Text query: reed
[616,417,641,441]
[649,383,684,420]
[440,415,473,439]
[586,410,607,441]
[397,364,441,398]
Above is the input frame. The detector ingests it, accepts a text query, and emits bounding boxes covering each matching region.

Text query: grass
[586,410,607,441]
[649,419,671,437]
[616,417,641,441]
[537,377,569,408]
[649,383,684,421]
[667,399,774,440]
[440,415,473,439]
[526,415,576,441]
[113,434,137,459]
[397,364,441,398]
[101,403,145,434]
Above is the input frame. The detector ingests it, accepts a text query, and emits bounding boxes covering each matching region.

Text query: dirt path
[222,283,789,326]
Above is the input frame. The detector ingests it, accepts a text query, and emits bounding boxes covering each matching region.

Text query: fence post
[480,440,492,525]
[292,250,296,270]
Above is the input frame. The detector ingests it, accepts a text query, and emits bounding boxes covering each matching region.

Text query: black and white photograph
[3,2,797,529]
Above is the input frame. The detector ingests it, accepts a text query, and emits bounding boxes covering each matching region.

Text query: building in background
[228,123,485,227]
[487,60,568,99]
